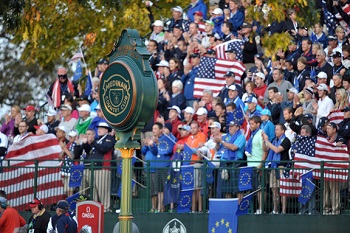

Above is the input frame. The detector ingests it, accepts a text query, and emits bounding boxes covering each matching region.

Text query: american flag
[294,136,349,182]
[327,110,344,124]
[0,134,65,210]
[335,4,350,35]
[70,48,84,62]
[194,56,245,98]
[214,39,244,61]
[280,171,302,197]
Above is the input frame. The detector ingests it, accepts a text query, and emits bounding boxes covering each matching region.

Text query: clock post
[99,29,158,232]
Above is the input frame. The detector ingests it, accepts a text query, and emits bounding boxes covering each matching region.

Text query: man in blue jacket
[187,0,208,22]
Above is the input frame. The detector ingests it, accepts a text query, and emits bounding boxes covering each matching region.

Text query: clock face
[99,61,136,130]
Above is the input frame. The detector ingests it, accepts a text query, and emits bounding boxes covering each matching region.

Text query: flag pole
[79,45,93,86]
[132,179,146,189]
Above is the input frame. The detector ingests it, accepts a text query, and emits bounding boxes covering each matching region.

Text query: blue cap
[260,109,271,116]
[179,125,191,131]
[229,120,241,127]
[304,113,313,119]
[0,197,7,205]
[55,200,69,210]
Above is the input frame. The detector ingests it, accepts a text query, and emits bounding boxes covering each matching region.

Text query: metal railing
[1,159,349,215]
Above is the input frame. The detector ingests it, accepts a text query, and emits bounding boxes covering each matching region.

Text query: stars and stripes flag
[194,56,245,98]
[294,136,349,182]
[215,39,244,61]
[327,110,344,124]
[0,134,64,210]
[70,48,84,62]
[280,170,302,197]
[335,4,350,35]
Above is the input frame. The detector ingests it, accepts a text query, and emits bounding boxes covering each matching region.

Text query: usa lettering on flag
[215,39,244,61]
[0,134,65,210]
[294,136,349,182]
[327,110,344,124]
[194,56,245,98]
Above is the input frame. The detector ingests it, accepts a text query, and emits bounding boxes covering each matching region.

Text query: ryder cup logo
[163,218,186,233]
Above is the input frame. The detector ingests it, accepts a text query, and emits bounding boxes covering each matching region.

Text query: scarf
[52,79,74,108]
[76,117,92,135]
[245,129,259,156]
[266,134,286,169]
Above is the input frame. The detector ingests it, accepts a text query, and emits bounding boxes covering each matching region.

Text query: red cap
[23,105,36,111]
[193,11,203,17]
[29,198,42,208]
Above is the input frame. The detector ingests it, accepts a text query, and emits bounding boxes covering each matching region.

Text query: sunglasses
[58,74,67,79]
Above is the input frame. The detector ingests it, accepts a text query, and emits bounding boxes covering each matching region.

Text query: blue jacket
[187,0,208,22]
[261,120,275,142]
[56,213,77,233]
[181,66,199,101]
[212,16,224,37]
[228,10,244,33]
[88,117,107,139]
[142,143,158,172]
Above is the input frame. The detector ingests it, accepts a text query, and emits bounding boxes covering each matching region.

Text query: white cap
[152,20,164,27]
[95,104,101,111]
[55,125,67,133]
[228,85,237,91]
[254,72,265,81]
[97,122,111,129]
[46,109,57,117]
[91,77,100,84]
[156,60,169,67]
[317,83,328,91]
[184,106,194,115]
[212,8,223,15]
[168,105,181,115]
[60,104,72,111]
[196,107,208,116]
[209,121,221,129]
[78,104,91,112]
[171,6,183,13]
[35,124,48,133]
[68,129,78,137]
[317,71,327,79]
[287,87,298,94]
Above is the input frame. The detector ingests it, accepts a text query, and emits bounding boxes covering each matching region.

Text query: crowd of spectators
[1,0,350,216]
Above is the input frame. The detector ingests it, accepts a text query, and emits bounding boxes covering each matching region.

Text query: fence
[1,159,349,215]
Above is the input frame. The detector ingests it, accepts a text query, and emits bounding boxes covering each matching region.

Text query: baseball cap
[78,104,91,112]
[196,107,208,116]
[332,51,342,58]
[304,113,313,119]
[229,120,241,127]
[184,106,194,115]
[76,94,90,102]
[287,87,298,94]
[55,200,69,210]
[179,125,191,131]
[246,96,258,104]
[193,11,203,17]
[156,60,169,67]
[209,121,221,129]
[189,53,200,58]
[241,22,252,28]
[212,8,223,15]
[260,109,271,116]
[228,85,237,91]
[96,58,109,65]
[168,105,181,115]
[98,121,110,129]
[60,104,72,111]
[206,49,216,55]
[55,125,67,133]
[204,20,214,26]
[317,83,328,91]
[317,72,327,79]
[224,71,234,77]
[304,87,314,96]
[254,53,264,61]
[164,122,173,132]
[0,197,6,206]
[171,6,183,13]
[328,122,337,130]
[328,35,337,41]
[68,129,78,137]
[46,109,57,117]
[23,105,36,111]
[95,104,101,111]
[29,198,42,208]
[152,20,164,27]
[343,106,350,112]
[254,72,265,81]
[318,117,329,128]
[173,24,183,30]
[34,124,49,133]
[225,48,236,54]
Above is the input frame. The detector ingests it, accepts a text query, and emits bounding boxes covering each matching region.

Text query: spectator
[332,52,346,76]
[47,200,77,233]
[34,124,48,135]
[314,83,334,124]
[183,106,195,125]
[0,197,26,232]
[47,67,75,108]
[226,0,244,35]
[155,60,170,80]
[75,104,92,135]
[338,106,350,147]
[293,57,311,92]
[27,198,51,233]
[167,58,184,93]
[182,53,201,107]
[329,73,344,104]
[315,50,333,85]
[150,20,165,43]
[196,89,215,117]
[23,105,38,134]
[43,109,60,135]
[252,72,267,107]
[264,68,293,103]
[168,80,187,110]
[187,0,208,22]
[1,105,21,138]
[63,94,79,119]
[88,105,107,139]
[94,58,109,78]
[13,120,30,144]
[58,104,77,133]
[147,40,161,71]
[168,6,186,32]
[166,105,183,138]
[195,107,210,137]
[260,109,275,142]
[325,35,342,66]
[310,22,328,49]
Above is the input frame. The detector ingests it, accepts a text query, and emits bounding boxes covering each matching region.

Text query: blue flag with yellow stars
[208,198,238,233]
[177,190,192,213]
[66,192,80,212]
[164,168,182,205]
[69,164,84,188]
[158,134,176,155]
[73,60,82,82]
[298,171,315,205]
[181,165,195,191]
[181,144,193,165]
[236,192,254,216]
[238,166,253,191]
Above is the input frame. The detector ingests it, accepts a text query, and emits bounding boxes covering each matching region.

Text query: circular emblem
[99,61,136,129]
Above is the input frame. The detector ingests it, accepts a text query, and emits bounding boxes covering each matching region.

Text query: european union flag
[177,190,192,213]
[73,60,82,82]
[298,170,315,205]
[181,144,193,165]
[84,74,92,96]
[158,134,176,155]
[208,198,238,233]
[69,164,84,188]
[238,167,253,191]
[164,169,182,205]
[66,192,80,212]
[236,192,254,216]
[205,157,216,184]
[181,165,195,191]
[117,156,136,175]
